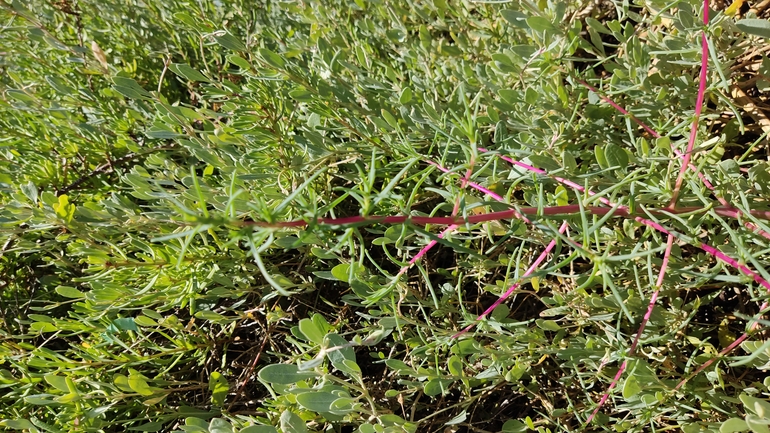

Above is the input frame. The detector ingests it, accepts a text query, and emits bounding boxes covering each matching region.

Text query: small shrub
[1,0,769,432]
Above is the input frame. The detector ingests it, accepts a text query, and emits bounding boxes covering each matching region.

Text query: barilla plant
[1,0,770,432]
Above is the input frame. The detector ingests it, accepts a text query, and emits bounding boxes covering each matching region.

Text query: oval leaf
[298,318,324,345]
[55,285,84,299]
[280,410,308,433]
[208,372,229,407]
[295,391,338,412]
[169,63,211,82]
[622,375,641,399]
[604,143,629,169]
[258,364,317,385]
[331,264,351,282]
[215,33,247,51]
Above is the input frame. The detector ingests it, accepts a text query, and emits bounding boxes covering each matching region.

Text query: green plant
[2,0,770,432]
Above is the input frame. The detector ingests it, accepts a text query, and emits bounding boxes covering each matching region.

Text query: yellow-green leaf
[208,372,229,407]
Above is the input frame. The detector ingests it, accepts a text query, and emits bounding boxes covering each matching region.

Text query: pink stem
[427,160,504,202]
[586,234,674,423]
[588,2,718,421]
[242,205,770,229]
[670,32,710,207]
[396,159,480,276]
[586,360,627,423]
[452,221,569,338]
[418,160,562,336]
[674,301,768,390]
[578,66,770,240]
[396,224,459,277]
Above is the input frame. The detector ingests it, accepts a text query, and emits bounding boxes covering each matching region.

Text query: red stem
[240,205,770,229]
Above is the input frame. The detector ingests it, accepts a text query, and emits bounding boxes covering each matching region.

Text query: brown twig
[227,325,272,412]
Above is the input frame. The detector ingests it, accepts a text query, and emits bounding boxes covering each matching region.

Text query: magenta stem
[452,221,570,338]
[670,32,710,207]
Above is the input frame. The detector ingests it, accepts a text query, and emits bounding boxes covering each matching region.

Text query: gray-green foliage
[1,0,770,432]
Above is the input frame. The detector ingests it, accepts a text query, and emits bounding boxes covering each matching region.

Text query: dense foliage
[1,0,770,432]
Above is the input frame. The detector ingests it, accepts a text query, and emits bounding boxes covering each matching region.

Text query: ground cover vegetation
[1,0,770,431]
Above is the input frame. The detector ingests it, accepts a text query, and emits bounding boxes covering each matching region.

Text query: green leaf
[0,420,36,430]
[622,375,641,399]
[45,374,70,393]
[399,88,413,104]
[289,87,314,101]
[114,374,135,393]
[745,414,770,433]
[502,420,528,433]
[298,318,324,345]
[655,136,671,155]
[259,48,286,69]
[741,394,770,417]
[526,16,556,32]
[128,421,165,432]
[6,89,37,104]
[53,194,75,222]
[585,17,610,34]
[169,63,211,82]
[145,126,184,139]
[524,87,539,104]
[498,88,520,104]
[56,392,80,403]
[325,333,356,367]
[172,12,199,27]
[258,364,317,384]
[331,264,351,282]
[604,143,629,169]
[358,424,377,433]
[143,394,167,405]
[500,10,529,28]
[595,144,607,168]
[28,314,53,323]
[208,372,229,407]
[24,396,57,406]
[445,410,467,426]
[195,310,227,322]
[185,418,209,429]
[215,33,247,51]
[209,418,234,433]
[720,418,749,433]
[337,359,362,377]
[311,247,338,259]
[295,392,339,412]
[227,54,252,70]
[30,322,58,332]
[329,397,356,414]
[279,410,307,433]
[20,181,38,202]
[447,355,463,377]
[55,286,84,299]
[128,374,155,396]
[134,315,158,327]
[381,109,398,129]
[736,19,770,39]
[527,154,560,172]
[554,185,569,206]
[424,378,453,396]
[113,317,138,331]
[113,76,152,99]
[535,319,561,331]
